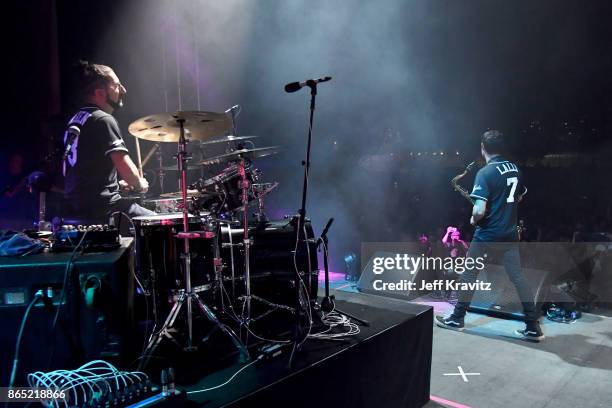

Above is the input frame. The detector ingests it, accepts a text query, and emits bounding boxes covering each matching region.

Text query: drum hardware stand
[155,143,166,194]
[147,251,159,326]
[225,104,241,136]
[211,221,230,315]
[255,193,268,223]
[238,156,253,328]
[318,218,369,326]
[226,157,290,343]
[220,222,239,304]
[140,119,249,369]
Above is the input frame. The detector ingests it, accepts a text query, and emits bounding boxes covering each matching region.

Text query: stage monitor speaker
[357,251,435,300]
[467,263,553,321]
[467,243,588,320]
[0,238,136,386]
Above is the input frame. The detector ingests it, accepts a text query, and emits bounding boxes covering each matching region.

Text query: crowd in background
[2,148,611,245]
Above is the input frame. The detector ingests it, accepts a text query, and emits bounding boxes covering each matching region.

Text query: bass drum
[219,219,319,309]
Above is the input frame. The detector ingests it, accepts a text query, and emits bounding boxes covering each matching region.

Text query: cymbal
[158,190,202,199]
[128,111,231,142]
[252,181,279,197]
[199,146,281,166]
[199,135,258,145]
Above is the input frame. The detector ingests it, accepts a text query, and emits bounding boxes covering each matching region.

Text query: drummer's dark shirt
[63,106,129,219]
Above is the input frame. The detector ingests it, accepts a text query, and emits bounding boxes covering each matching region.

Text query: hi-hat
[199,146,281,166]
[128,111,231,142]
[200,135,259,145]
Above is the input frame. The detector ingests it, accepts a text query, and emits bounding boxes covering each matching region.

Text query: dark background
[4,0,612,270]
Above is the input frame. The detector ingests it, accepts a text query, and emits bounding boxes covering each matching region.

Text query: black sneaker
[515,323,545,341]
[435,315,465,331]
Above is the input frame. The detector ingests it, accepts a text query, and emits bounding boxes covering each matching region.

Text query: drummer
[62,61,155,221]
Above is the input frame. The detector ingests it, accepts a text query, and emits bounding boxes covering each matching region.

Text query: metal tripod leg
[139,291,188,370]
[139,290,250,370]
[191,292,249,362]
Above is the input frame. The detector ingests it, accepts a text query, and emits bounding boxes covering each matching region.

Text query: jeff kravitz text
[372,279,492,292]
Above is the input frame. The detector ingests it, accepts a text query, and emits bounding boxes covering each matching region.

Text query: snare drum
[141,190,201,214]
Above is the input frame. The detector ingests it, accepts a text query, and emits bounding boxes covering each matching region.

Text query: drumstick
[134,137,144,177]
[141,145,158,168]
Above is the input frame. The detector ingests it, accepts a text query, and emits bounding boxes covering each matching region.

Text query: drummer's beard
[107,95,124,111]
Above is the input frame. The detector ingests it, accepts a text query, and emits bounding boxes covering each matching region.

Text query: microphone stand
[288,82,319,367]
[319,218,369,326]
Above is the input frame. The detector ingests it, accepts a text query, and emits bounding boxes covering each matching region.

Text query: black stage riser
[186,297,433,408]
[0,240,136,386]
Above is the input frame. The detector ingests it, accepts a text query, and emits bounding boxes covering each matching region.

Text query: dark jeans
[61,197,155,225]
[108,200,156,219]
[452,240,539,323]
[108,200,156,235]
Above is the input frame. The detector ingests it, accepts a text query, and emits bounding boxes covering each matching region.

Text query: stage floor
[333,279,612,408]
[181,289,433,408]
[424,301,612,408]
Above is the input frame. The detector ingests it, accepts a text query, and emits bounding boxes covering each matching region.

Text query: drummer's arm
[110,151,149,192]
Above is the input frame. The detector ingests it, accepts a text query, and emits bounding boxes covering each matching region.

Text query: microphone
[284,76,332,93]
[225,104,242,117]
[63,125,80,160]
[321,217,334,239]
[318,217,335,245]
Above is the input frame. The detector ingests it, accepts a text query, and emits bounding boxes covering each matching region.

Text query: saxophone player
[436,130,544,341]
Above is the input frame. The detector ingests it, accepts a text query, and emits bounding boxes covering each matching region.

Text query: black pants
[451,240,539,323]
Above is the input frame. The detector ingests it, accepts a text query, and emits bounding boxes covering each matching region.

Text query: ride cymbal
[128,111,231,142]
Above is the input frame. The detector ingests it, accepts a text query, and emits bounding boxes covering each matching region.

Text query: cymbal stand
[140,119,248,369]
[155,143,165,194]
[225,104,241,136]
[238,157,253,328]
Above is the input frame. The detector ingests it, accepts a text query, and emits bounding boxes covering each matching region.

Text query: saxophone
[451,161,477,205]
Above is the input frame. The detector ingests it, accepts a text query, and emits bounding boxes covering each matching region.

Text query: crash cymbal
[199,135,259,145]
[128,111,231,142]
[199,146,281,166]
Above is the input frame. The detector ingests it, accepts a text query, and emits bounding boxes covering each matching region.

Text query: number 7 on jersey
[506,177,518,202]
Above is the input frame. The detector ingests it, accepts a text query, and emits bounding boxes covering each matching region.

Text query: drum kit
[127,110,317,366]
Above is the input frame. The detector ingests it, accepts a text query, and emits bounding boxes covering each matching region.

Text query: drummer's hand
[118,180,132,191]
[136,177,149,193]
